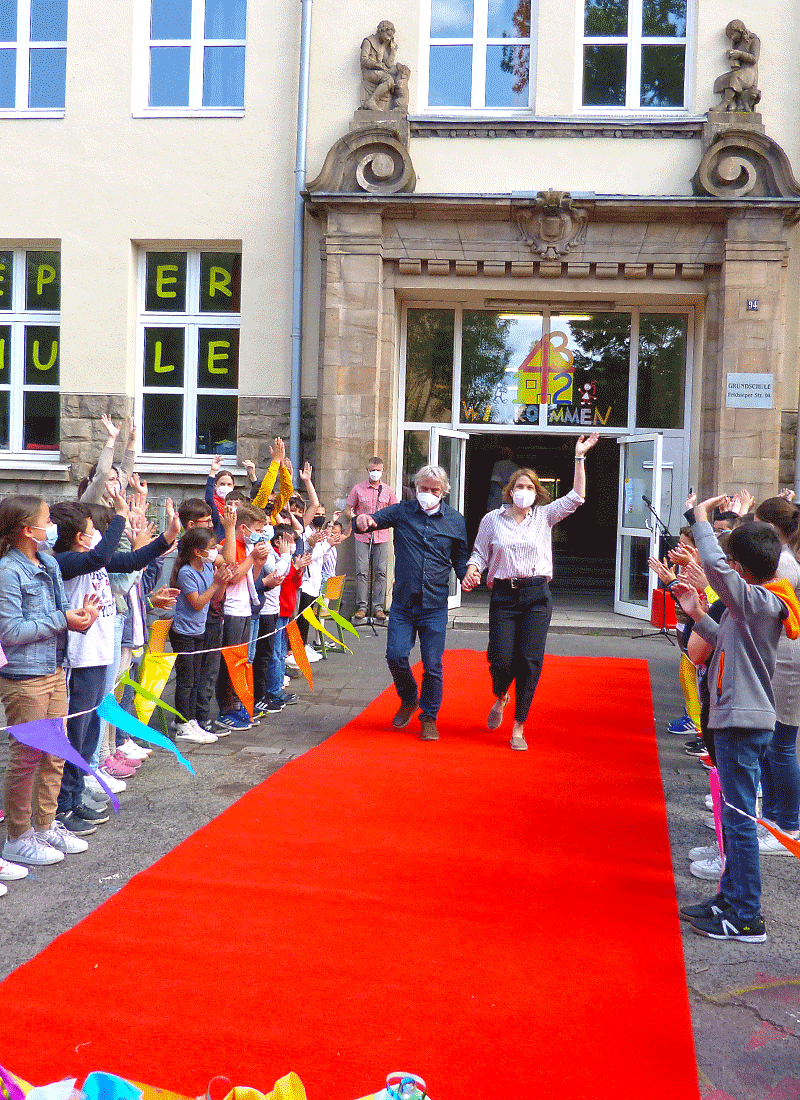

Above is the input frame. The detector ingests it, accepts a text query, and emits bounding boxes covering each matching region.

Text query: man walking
[356,464,469,741]
[344,457,398,622]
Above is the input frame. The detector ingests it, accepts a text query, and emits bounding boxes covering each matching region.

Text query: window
[147,0,246,110]
[0,249,60,451]
[139,250,241,456]
[0,0,67,112]
[581,0,687,109]
[423,0,534,110]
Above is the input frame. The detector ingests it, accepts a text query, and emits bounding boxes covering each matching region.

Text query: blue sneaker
[668,714,698,735]
[215,710,253,731]
[235,703,259,726]
[277,691,298,706]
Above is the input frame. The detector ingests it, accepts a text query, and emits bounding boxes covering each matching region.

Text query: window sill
[137,458,247,477]
[132,108,245,119]
[410,115,704,139]
[0,456,71,480]
[0,110,65,120]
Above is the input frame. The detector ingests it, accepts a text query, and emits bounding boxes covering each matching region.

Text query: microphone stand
[364,482,381,636]
[639,492,677,645]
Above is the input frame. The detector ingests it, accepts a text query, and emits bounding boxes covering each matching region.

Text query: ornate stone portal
[515,191,589,259]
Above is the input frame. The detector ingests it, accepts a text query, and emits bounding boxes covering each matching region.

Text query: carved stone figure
[359,21,409,112]
[713,20,760,112]
[516,191,589,260]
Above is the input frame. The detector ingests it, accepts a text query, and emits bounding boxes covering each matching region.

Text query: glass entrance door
[430,426,468,609]
[615,433,663,619]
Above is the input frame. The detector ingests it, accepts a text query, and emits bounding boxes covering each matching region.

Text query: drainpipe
[795,378,800,497]
[289,0,313,470]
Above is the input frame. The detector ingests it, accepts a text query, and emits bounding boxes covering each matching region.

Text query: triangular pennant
[119,671,185,722]
[7,717,120,811]
[302,605,352,653]
[222,643,254,717]
[757,818,800,859]
[325,606,361,640]
[97,696,195,775]
[134,652,177,724]
[285,618,312,690]
[147,616,173,654]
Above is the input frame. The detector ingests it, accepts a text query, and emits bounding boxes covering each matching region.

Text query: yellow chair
[318,574,347,657]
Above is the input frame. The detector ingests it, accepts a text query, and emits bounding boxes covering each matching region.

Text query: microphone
[642,493,652,507]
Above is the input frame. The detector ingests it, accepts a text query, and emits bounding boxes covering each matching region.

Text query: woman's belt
[493,575,548,590]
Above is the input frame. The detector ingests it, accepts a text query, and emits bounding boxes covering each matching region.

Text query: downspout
[289,0,313,470]
[795,375,800,497]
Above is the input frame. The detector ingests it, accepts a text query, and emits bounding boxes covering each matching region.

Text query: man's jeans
[385,598,448,721]
[716,725,772,920]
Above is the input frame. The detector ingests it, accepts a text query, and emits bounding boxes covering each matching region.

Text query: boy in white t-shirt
[215,502,270,732]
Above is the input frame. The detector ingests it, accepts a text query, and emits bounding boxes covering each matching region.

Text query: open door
[430,427,468,609]
[615,433,664,619]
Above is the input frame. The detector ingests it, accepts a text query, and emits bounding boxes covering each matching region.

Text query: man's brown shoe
[353,609,367,620]
[392,700,418,729]
[375,608,386,622]
[420,717,439,741]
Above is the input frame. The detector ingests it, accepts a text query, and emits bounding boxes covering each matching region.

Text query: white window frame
[0,249,61,455]
[0,0,67,118]
[132,0,246,118]
[137,248,241,459]
[575,0,692,114]
[418,0,537,114]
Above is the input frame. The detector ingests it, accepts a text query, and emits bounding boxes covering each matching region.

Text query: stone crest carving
[713,20,760,113]
[516,191,589,259]
[693,129,800,198]
[306,125,416,195]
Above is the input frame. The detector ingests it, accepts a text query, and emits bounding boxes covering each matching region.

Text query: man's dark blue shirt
[368,500,469,610]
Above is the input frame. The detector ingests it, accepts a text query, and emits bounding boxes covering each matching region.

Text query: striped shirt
[467,490,584,584]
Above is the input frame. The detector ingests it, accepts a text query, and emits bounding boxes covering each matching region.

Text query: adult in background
[463,433,599,750]
[355,465,469,741]
[344,457,398,622]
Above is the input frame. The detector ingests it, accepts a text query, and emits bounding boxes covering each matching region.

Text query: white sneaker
[702,813,717,831]
[705,794,714,810]
[3,829,64,865]
[0,882,6,896]
[688,840,719,861]
[175,720,217,743]
[97,767,127,793]
[0,856,29,881]
[35,821,89,855]
[283,675,291,687]
[189,720,218,743]
[119,738,151,760]
[758,829,798,855]
[304,644,322,663]
[285,654,299,668]
[690,855,723,880]
[83,775,112,801]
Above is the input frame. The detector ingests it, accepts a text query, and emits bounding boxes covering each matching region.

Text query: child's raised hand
[210,454,223,476]
[163,498,180,544]
[297,551,313,569]
[222,502,237,528]
[326,530,343,547]
[299,461,312,483]
[671,579,701,618]
[647,556,675,585]
[150,585,180,609]
[111,487,130,518]
[242,459,256,480]
[681,560,708,592]
[101,413,120,441]
[270,437,285,463]
[780,487,796,501]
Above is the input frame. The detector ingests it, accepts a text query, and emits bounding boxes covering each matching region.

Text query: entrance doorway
[462,433,619,608]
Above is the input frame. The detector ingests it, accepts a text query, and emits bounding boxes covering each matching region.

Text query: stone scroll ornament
[693,129,800,198]
[306,126,416,194]
[516,190,589,259]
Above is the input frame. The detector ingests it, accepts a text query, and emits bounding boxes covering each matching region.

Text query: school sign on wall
[725,373,774,409]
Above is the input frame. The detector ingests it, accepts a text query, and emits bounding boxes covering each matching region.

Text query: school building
[1,0,798,617]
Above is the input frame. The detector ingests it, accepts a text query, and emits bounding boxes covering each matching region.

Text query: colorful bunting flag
[222,643,254,718]
[303,604,352,653]
[7,717,119,810]
[119,671,185,723]
[285,618,312,690]
[97,695,195,775]
[134,653,177,725]
[324,606,361,640]
[147,617,173,654]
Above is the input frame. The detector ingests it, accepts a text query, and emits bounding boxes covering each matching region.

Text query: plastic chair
[318,574,347,657]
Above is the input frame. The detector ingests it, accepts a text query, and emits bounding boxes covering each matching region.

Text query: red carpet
[1,653,698,1100]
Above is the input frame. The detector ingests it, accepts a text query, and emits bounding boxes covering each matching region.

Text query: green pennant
[119,671,186,723]
[325,607,361,640]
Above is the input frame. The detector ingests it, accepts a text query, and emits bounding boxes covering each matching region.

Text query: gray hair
[414,464,450,495]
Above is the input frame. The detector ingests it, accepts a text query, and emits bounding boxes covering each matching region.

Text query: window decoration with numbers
[581,0,688,110]
[422,0,535,110]
[147,0,246,110]
[139,250,241,456]
[0,0,68,112]
[0,249,60,451]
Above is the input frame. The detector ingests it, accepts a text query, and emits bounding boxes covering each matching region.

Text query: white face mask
[368,469,382,482]
[263,524,274,541]
[512,488,536,510]
[32,524,58,552]
[203,547,219,563]
[416,490,441,514]
[217,483,233,499]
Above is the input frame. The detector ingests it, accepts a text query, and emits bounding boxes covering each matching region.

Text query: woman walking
[463,434,599,749]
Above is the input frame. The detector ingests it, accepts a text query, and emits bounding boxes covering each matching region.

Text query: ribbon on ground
[134,653,177,725]
[324,606,361,641]
[6,718,119,810]
[119,671,185,724]
[147,617,173,654]
[285,618,312,690]
[222,643,254,718]
[97,695,195,776]
[302,605,352,654]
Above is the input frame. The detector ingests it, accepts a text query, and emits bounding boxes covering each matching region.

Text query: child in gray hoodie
[672,495,800,942]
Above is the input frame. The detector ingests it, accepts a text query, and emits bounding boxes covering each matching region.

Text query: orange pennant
[222,642,254,717]
[148,617,173,654]
[758,818,800,859]
[285,619,312,691]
